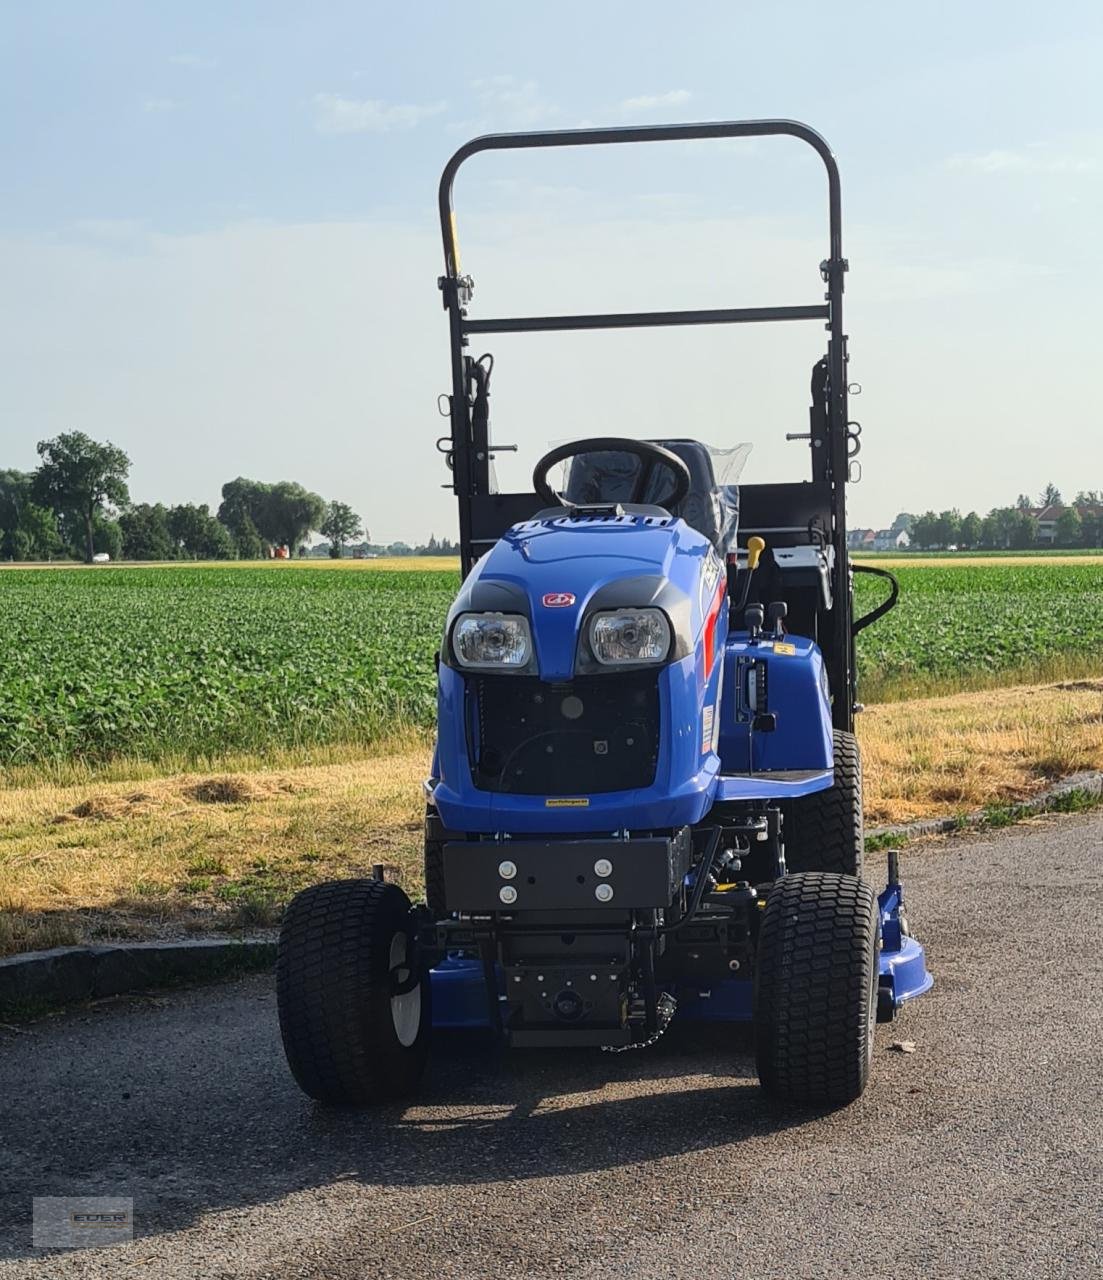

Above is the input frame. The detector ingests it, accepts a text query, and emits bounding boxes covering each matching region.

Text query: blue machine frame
[422,119,932,1047]
[425,507,932,1032]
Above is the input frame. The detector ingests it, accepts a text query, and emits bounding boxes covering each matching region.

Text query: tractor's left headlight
[589,608,672,666]
[452,613,532,669]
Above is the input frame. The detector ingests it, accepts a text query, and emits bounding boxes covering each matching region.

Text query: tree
[1082,509,1103,549]
[934,509,961,549]
[959,511,982,549]
[1011,510,1039,549]
[167,503,235,559]
[262,481,326,550]
[320,501,363,558]
[979,514,998,549]
[1016,494,1033,512]
[1038,482,1063,507]
[890,513,915,534]
[119,503,175,560]
[0,470,30,533]
[1073,489,1101,506]
[32,431,130,563]
[16,503,63,560]
[982,507,1019,549]
[98,519,123,559]
[1054,506,1082,548]
[217,477,270,558]
[909,511,939,550]
[0,470,63,560]
[217,477,324,554]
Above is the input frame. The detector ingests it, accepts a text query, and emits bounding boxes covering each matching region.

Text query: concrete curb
[0,938,276,1020]
[866,769,1103,846]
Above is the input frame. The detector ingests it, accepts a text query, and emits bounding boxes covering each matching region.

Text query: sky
[1,1,1101,543]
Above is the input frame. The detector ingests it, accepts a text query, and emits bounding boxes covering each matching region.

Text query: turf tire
[780,730,863,877]
[277,879,430,1105]
[754,871,879,1106]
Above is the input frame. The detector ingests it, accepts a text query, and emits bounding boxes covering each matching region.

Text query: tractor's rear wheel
[780,730,863,877]
[754,871,879,1106]
[277,879,430,1105]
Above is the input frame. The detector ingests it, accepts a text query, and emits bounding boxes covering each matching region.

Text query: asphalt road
[2,814,1101,1280]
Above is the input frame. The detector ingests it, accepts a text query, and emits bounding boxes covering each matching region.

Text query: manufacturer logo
[542,591,576,608]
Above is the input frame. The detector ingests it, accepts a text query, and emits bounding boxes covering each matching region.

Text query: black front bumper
[442,829,692,913]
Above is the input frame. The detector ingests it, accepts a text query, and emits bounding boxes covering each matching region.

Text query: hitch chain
[601,992,678,1054]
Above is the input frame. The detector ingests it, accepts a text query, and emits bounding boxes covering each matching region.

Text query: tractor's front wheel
[780,729,863,876]
[754,871,879,1106]
[277,879,430,1105]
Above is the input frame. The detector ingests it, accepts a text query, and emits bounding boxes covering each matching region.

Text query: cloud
[467,75,558,127]
[142,98,180,114]
[948,146,1098,175]
[620,89,692,114]
[169,53,216,71]
[312,93,446,135]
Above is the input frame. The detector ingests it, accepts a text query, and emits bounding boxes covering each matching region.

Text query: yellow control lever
[746,536,766,571]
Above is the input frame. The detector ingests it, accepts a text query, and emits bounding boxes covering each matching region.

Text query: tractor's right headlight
[589,608,672,666]
[452,613,532,669]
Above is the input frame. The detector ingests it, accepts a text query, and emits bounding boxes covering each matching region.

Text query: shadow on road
[0,982,817,1258]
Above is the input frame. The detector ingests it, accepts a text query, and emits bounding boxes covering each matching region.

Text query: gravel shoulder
[1,814,1101,1279]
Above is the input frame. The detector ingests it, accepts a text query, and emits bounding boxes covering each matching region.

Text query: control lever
[767,601,788,638]
[731,536,766,621]
[744,604,765,639]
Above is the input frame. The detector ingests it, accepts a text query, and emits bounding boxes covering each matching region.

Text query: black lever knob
[767,601,788,637]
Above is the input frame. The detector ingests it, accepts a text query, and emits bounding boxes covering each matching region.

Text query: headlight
[589,608,671,666]
[452,613,532,669]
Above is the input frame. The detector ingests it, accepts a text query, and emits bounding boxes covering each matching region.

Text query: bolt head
[499,885,517,905]
[594,883,614,903]
[593,857,613,877]
[498,860,517,880]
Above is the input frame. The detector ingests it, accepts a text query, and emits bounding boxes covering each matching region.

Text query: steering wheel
[532,437,692,512]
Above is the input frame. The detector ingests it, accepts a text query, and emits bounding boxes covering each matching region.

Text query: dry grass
[0,752,427,957]
[860,678,1103,822]
[3,678,1101,955]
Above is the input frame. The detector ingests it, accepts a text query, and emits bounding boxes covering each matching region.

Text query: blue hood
[445,513,718,681]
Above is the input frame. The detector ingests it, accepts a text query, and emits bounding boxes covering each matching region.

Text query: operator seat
[562,437,737,551]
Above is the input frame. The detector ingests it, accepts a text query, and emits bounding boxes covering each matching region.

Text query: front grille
[471,674,660,795]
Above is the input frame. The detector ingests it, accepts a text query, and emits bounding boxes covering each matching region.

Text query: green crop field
[1,561,1101,774]
[853,562,1103,698]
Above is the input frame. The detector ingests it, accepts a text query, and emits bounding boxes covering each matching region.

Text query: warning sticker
[773,642,797,656]
[545,797,590,808]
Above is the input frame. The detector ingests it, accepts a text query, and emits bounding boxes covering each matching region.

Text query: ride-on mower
[278,120,932,1108]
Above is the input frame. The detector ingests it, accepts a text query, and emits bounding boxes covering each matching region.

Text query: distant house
[1030,504,1103,544]
[873,529,910,551]
[847,528,877,550]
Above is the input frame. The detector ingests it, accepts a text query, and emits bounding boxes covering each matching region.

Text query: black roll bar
[436,120,855,731]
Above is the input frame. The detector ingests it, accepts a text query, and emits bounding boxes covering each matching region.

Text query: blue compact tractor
[277,120,932,1108]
